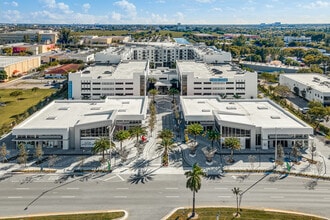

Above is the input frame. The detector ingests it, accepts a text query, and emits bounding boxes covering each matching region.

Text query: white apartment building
[280,73,330,106]
[12,97,148,150]
[284,36,312,44]
[68,61,149,100]
[177,61,257,99]
[194,45,232,64]
[181,96,313,150]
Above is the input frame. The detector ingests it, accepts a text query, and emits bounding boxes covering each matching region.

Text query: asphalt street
[0,172,329,219]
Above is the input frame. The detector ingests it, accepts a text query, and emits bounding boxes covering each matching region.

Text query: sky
[1,0,330,25]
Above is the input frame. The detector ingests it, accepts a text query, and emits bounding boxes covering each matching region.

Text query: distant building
[280,73,330,106]
[0,56,40,77]
[95,46,132,64]
[44,64,82,79]
[0,30,58,44]
[284,36,312,44]
[176,61,257,99]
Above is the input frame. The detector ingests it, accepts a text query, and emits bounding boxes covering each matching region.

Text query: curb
[0,210,128,220]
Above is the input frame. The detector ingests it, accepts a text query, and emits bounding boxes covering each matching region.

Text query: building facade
[279,73,330,106]
[180,96,313,150]
[0,56,41,77]
[177,61,257,99]
[12,97,148,150]
[68,61,149,100]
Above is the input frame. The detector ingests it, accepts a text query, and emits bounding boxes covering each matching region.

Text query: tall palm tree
[185,163,206,218]
[148,89,158,103]
[168,88,179,103]
[187,123,204,145]
[224,137,241,161]
[158,129,174,140]
[205,129,221,149]
[114,130,130,151]
[129,126,147,145]
[148,77,157,89]
[232,187,242,217]
[92,137,111,161]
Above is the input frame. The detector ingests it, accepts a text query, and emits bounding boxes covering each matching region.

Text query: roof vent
[122,101,130,104]
[257,106,268,110]
[118,109,126,112]
[202,109,210,112]
[226,106,237,110]
[197,101,205,104]
[271,116,281,119]
[58,107,70,110]
[46,116,57,120]
[91,107,101,110]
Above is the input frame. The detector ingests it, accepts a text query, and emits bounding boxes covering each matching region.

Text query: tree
[92,137,110,162]
[205,129,220,149]
[10,90,23,97]
[291,142,302,162]
[48,155,58,168]
[158,137,175,166]
[0,70,8,81]
[31,87,39,93]
[129,126,147,145]
[17,143,28,167]
[35,33,42,43]
[307,101,329,131]
[224,137,241,161]
[114,130,130,151]
[34,143,43,164]
[232,187,242,217]
[185,163,206,218]
[158,129,174,140]
[148,89,158,103]
[0,143,8,163]
[58,28,72,45]
[187,123,204,145]
[148,77,157,89]
[168,88,179,103]
[274,85,291,98]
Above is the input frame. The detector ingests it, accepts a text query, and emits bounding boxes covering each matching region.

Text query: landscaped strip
[165,207,327,220]
[0,211,126,220]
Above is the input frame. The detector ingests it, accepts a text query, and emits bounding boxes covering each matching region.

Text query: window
[115,88,124,90]
[125,88,133,90]
[115,82,124,85]
[194,82,202,84]
[125,82,133,85]
[204,82,211,84]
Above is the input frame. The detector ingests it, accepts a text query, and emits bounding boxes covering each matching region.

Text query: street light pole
[275,127,277,165]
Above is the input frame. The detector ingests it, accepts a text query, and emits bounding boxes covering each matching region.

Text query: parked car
[300,107,310,114]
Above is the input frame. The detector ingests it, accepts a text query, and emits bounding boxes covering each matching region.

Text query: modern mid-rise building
[279,73,330,106]
[12,96,148,150]
[177,61,257,99]
[180,96,313,150]
[68,61,149,100]
[0,30,58,44]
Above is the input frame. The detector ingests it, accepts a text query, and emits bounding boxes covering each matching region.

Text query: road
[0,172,329,219]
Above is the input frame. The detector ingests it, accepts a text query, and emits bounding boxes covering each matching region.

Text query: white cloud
[114,0,137,17]
[156,0,165,3]
[82,3,91,13]
[212,7,223,11]
[301,1,330,9]
[2,10,21,22]
[195,0,214,3]
[265,4,274,8]
[57,2,72,14]
[175,12,184,21]
[11,1,18,6]
[112,12,122,21]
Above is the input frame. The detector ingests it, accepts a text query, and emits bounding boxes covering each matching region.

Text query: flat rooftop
[281,73,330,93]
[14,97,147,129]
[0,56,39,67]
[177,61,246,79]
[79,61,147,79]
[181,96,311,129]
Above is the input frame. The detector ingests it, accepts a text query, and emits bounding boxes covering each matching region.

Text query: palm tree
[205,129,221,149]
[158,129,174,140]
[129,126,147,145]
[148,77,157,89]
[114,130,130,151]
[232,187,242,217]
[148,89,158,103]
[168,88,179,103]
[187,123,204,145]
[159,138,175,166]
[224,137,241,162]
[92,137,111,161]
[185,163,206,218]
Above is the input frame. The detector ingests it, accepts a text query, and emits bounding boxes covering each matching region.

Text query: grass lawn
[167,207,326,220]
[1,211,125,220]
[0,89,55,131]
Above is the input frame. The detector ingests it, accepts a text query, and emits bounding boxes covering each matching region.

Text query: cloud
[11,1,18,6]
[112,12,122,21]
[82,3,91,12]
[156,0,165,3]
[265,4,274,8]
[2,10,21,22]
[301,1,330,9]
[175,12,184,21]
[114,0,137,17]
[212,7,223,11]
[195,0,214,3]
